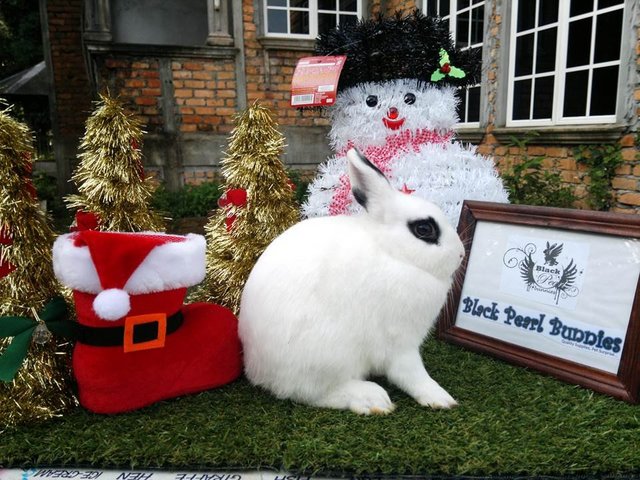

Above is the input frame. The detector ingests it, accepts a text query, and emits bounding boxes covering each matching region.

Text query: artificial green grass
[1,339,639,477]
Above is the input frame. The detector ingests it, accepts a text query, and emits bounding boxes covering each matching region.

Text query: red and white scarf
[329,128,453,215]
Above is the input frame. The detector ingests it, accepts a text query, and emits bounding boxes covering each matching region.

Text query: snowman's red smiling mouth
[382,107,405,130]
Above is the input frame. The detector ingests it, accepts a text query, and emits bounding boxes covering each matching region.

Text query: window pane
[515,34,534,76]
[425,0,437,15]
[340,0,357,11]
[456,13,469,47]
[457,90,467,122]
[339,14,357,27]
[471,6,484,44]
[472,0,483,4]
[513,79,532,120]
[267,0,286,6]
[536,27,557,73]
[290,0,309,7]
[468,86,480,122]
[598,0,624,8]
[570,0,593,17]
[458,0,470,9]
[566,18,592,67]
[267,9,288,33]
[318,0,336,9]
[538,0,558,25]
[563,70,588,117]
[517,0,536,32]
[440,0,450,17]
[319,13,336,33]
[594,10,623,63]
[590,66,618,115]
[532,76,554,118]
[290,10,309,34]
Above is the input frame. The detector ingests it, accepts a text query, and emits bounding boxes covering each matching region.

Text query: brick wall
[46,0,92,137]
[171,59,237,134]
[242,1,329,129]
[100,58,164,132]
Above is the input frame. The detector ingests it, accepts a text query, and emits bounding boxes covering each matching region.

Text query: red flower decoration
[0,229,15,280]
[71,211,100,232]
[218,188,248,232]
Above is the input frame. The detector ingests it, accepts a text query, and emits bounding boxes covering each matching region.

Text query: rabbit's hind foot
[316,379,396,415]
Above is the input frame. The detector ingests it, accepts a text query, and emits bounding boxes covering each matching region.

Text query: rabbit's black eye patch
[408,218,440,244]
[366,95,378,107]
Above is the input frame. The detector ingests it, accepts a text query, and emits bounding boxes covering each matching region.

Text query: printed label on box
[290,56,346,107]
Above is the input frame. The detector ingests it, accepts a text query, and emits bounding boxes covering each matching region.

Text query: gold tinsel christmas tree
[0,104,75,431]
[193,102,299,313]
[66,93,164,231]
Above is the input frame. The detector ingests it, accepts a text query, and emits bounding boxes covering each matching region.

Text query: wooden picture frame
[438,201,640,403]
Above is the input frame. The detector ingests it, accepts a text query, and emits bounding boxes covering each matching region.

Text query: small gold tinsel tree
[66,93,164,231]
[0,105,74,430]
[194,102,299,313]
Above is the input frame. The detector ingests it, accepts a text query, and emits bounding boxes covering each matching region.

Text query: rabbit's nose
[387,107,399,119]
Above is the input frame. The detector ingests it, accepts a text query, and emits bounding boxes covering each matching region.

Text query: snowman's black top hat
[315,10,481,91]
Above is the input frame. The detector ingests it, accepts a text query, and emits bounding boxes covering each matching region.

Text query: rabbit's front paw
[320,380,396,415]
[416,386,458,409]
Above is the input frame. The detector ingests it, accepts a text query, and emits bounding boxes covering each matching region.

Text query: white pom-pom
[92,288,131,321]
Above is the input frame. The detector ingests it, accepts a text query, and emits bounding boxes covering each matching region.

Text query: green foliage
[574,143,625,211]
[150,169,310,221]
[33,170,71,230]
[0,0,43,78]
[151,181,223,219]
[501,135,577,208]
[286,168,310,205]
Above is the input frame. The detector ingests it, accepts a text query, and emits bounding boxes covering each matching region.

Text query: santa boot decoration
[52,230,242,414]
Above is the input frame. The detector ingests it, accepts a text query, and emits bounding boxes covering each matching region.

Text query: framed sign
[438,201,640,403]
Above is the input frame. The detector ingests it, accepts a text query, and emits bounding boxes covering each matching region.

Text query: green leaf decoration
[449,66,466,79]
[0,316,36,337]
[430,70,446,82]
[438,48,450,66]
[431,49,467,82]
[0,297,74,382]
[0,327,36,382]
[39,296,68,324]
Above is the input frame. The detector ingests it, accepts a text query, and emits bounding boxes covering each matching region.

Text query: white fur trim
[125,233,206,293]
[53,234,102,293]
[53,232,206,294]
[93,288,131,321]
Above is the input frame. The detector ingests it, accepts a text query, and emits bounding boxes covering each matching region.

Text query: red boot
[53,230,242,414]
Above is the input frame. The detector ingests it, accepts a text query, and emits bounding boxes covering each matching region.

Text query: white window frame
[506,0,624,127]
[264,0,363,39]
[422,0,485,128]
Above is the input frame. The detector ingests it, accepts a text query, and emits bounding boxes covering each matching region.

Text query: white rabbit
[238,148,465,414]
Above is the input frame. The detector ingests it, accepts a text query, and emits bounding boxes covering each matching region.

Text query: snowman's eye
[366,95,378,107]
[404,93,416,105]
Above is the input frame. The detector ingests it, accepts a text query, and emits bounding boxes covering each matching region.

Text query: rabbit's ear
[347,148,393,218]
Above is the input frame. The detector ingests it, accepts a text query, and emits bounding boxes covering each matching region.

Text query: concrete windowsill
[257,36,316,52]
[491,125,627,145]
[85,41,238,59]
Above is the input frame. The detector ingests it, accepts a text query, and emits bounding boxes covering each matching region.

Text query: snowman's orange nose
[387,107,399,119]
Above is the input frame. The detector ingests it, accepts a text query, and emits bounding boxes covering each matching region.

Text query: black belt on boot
[74,311,184,349]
